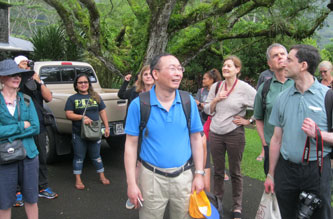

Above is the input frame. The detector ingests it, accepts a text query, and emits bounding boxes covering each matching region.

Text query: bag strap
[82,98,90,118]
[138,91,151,160]
[30,94,47,114]
[16,95,21,121]
[261,77,273,117]
[215,81,223,95]
[179,90,191,136]
[324,89,333,158]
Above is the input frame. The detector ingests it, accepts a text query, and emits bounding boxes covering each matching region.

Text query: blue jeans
[72,133,104,175]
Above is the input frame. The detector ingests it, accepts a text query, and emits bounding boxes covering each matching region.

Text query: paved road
[12,141,264,219]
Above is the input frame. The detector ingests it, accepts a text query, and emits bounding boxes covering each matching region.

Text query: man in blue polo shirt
[264,44,332,219]
[124,54,204,219]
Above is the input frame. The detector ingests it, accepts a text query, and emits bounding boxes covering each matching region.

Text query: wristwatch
[194,170,205,176]
[249,118,254,124]
[39,80,45,85]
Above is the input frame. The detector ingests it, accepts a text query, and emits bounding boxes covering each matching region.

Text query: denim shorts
[0,156,39,210]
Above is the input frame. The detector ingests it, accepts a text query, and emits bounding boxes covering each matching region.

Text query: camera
[297,191,321,219]
[27,60,34,70]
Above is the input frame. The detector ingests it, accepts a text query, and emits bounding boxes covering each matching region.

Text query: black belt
[141,159,193,178]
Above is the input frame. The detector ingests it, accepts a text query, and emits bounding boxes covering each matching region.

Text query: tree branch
[169,0,253,34]
[79,0,101,53]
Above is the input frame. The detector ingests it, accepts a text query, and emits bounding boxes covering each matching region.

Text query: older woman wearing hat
[0,59,40,219]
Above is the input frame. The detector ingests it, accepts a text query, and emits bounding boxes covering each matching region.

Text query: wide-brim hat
[0,59,34,79]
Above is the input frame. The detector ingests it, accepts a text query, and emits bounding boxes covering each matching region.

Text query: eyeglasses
[155,66,185,73]
[320,70,328,74]
[77,81,89,85]
[10,73,22,78]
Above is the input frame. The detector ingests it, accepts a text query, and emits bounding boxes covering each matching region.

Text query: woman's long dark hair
[73,73,101,104]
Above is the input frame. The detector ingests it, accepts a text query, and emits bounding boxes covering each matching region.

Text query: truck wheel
[106,135,125,148]
[46,126,57,164]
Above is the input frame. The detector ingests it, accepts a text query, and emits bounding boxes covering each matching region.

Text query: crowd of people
[0,43,332,219]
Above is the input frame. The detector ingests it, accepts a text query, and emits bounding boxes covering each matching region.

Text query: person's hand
[124,74,132,82]
[232,116,250,126]
[24,121,31,129]
[32,72,41,83]
[191,174,204,193]
[216,90,228,102]
[301,118,316,138]
[264,174,274,194]
[127,183,144,209]
[83,116,92,125]
[104,127,110,138]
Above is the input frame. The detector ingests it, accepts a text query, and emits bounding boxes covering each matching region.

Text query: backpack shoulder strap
[138,91,151,160]
[215,81,223,95]
[179,90,191,136]
[325,89,333,132]
[261,77,273,116]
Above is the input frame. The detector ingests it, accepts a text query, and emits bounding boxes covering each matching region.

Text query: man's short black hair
[150,53,172,77]
[290,44,321,75]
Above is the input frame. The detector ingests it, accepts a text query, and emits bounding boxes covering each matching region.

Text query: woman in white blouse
[204,55,256,219]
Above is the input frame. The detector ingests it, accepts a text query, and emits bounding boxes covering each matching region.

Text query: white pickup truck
[33,61,127,163]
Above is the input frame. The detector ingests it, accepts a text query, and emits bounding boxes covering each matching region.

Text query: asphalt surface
[11,140,264,219]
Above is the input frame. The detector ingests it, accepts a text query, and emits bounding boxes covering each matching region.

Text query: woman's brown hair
[136,65,151,93]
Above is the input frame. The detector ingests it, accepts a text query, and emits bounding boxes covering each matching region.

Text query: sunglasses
[10,73,22,78]
[77,81,89,85]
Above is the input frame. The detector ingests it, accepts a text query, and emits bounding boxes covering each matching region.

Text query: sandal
[100,178,110,185]
[224,173,229,181]
[75,182,85,190]
[256,155,264,162]
[232,211,242,219]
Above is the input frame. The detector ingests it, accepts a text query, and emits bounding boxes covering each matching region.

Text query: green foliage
[13,0,333,88]
[30,25,81,61]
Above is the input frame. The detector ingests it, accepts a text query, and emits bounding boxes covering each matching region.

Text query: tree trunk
[143,0,177,65]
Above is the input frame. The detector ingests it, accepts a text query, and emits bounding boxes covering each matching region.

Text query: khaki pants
[138,163,193,219]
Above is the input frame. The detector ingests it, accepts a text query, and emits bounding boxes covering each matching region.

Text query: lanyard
[302,124,324,175]
[223,78,238,96]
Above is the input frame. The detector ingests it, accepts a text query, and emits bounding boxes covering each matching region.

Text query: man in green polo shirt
[265,44,332,219]
[253,43,294,175]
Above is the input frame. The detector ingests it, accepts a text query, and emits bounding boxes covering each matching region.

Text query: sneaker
[38,187,58,199]
[13,192,24,207]
[125,199,135,209]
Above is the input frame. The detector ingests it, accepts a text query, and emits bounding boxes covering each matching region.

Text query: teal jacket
[0,92,40,158]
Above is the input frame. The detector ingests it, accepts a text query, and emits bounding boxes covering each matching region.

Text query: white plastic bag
[255,192,282,219]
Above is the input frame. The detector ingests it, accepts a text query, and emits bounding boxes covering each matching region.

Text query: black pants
[275,155,332,219]
[34,131,48,190]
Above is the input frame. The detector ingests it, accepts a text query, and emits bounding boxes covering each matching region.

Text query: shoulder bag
[80,98,102,141]
[0,95,27,164]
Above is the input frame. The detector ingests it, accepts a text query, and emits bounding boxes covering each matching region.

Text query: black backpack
[137,90,192,158]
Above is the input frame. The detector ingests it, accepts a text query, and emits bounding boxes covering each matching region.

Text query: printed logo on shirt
[74,98,98,109]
